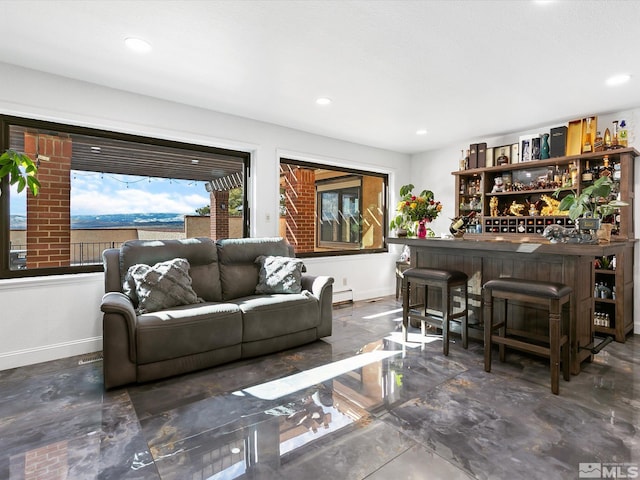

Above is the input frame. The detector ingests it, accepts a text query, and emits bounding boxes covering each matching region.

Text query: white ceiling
[1,0,639,154]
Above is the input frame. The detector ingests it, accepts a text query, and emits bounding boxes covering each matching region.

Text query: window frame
[280,158,388,258]
[0,115,250,279]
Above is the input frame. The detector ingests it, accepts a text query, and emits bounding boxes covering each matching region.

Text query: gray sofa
[100,237,333,389]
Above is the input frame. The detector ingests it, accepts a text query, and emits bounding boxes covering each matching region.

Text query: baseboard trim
[0,336,103,371]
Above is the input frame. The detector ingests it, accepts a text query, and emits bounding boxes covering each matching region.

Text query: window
[317,177,361,248]
[280,158,387,256]
[0,115,249,278]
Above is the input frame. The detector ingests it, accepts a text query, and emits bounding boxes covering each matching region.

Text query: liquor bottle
[459,177,466,195]
[581,161,593,182]
[612,161,621,181]
[582,118,592,153]
[599,156,612,177]
[612,121,619,147]
[459,149,467,170]
[449,211,476,235]
[553,165,562,186]
[496,148,509,165]
[604,128,612,149]
[618,120,628,147]
[570,162,578,186]
[594,131,604,152]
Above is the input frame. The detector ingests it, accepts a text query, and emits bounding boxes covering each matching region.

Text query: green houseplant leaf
[0,149,41,196]
[553,175,627,221]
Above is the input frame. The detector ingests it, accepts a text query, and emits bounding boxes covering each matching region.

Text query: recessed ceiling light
[606,73,631,86]
[315,97,332,105]
[416,129,428,135]
[125,37,152,54]
[90,146,101,153]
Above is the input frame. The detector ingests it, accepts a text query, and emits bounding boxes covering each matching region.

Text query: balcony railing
[9,242,120,269]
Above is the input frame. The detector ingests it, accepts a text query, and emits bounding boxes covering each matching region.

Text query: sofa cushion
[217,237,293,300]
[120,238,222,302]
[136,302,242,364]
[234,292,320,342]
[255,255,305,294]
[125,258,203,314]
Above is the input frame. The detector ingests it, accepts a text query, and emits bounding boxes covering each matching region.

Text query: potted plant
[390,184,442,237]
[553,175,628,236]
[0,149,41,197]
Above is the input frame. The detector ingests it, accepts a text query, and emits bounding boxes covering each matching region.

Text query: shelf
[451,147,638,176]
[595,298,616,304]
[488,188,558,196]
[594,269,616,275]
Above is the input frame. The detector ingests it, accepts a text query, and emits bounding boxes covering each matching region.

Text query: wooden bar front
[388,237,634,374]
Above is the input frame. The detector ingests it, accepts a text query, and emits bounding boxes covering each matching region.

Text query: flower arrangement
[390,184,442,235]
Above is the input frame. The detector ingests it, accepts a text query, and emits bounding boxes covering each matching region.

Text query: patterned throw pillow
[255,255,305,294]
[124,257,202,314]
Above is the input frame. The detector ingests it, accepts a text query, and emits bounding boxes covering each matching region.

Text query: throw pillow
[125,257,202,314]
[255,255,305,294]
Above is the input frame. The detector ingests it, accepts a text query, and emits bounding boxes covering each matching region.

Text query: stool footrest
[491,334,568,358]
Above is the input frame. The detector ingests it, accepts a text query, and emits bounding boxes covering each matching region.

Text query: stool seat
[402,267,469,355]
[404,267,468,284]
[483,278,572,299]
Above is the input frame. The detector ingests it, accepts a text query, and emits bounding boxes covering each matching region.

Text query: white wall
[0,62,412,370]
[410,108,640,336]
[1,61,637,370]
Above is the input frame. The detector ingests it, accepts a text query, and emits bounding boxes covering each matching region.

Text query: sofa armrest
[100,292,137,363]
[302,275,334,337]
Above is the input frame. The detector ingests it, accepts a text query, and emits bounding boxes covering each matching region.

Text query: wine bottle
[450,211,476,235]
[604,128,612,148]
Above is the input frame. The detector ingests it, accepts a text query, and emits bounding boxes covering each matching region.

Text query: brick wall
[281,165,315,252]
[24,132,72,268]
[210,190,229,239]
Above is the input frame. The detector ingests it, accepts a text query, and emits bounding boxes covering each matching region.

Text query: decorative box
[469,144,478,169]
[477,143,487,168]
[550,126,567,158]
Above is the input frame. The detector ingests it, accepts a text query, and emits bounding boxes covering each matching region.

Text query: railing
[9,242,120,268]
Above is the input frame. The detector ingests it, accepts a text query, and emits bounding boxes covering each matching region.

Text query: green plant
[0,149,41,196]
[553,175,627,221]
[390,184,442,233]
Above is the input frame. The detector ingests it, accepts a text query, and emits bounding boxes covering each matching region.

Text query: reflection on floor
[0,296,638,479]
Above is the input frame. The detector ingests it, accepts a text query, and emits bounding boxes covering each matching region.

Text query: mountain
[10,213,186,230]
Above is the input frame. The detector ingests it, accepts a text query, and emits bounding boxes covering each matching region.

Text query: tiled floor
[0,296,637,479]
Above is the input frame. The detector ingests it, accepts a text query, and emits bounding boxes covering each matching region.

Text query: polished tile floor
[0,296,638,480]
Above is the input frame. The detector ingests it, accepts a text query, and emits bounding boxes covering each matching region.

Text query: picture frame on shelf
[518,134,540,162]
[510,143,519,164]
[493,145,511,165]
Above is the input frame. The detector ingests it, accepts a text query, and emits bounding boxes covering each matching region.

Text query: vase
[597,223,613,243]
[540,133,550,159]
[417,220,427,239]
[396,227,408,237]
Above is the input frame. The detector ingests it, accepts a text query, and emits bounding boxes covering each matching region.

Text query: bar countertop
[387,236,635,256]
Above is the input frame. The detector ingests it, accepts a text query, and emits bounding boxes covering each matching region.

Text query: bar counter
[388,236,635,374]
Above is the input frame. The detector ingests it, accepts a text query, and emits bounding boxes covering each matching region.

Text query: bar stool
[483,278,572,395]
[395,260,411,299]
[402,267,469,355]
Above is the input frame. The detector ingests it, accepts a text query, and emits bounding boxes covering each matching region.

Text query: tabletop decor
[390,184,442,237]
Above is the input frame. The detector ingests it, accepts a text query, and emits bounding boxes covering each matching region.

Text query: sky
[10,171,211,216]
